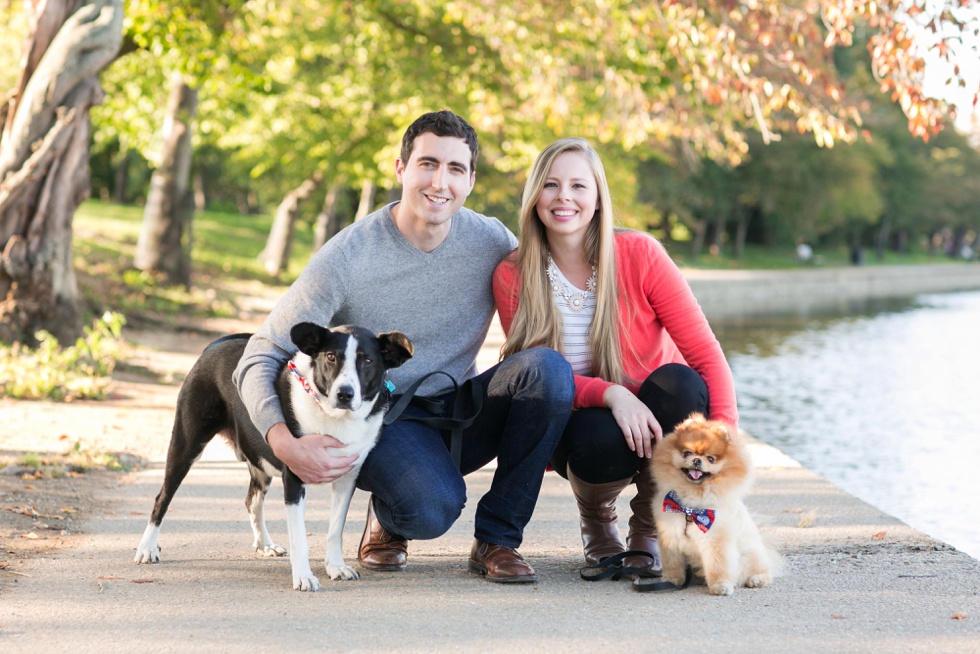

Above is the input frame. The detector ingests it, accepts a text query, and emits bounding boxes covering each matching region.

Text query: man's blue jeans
[356,347,573,548]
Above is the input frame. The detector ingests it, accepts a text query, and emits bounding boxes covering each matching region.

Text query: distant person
[493,138,738,576]
[796,241,813,264]
[234,110,574,583]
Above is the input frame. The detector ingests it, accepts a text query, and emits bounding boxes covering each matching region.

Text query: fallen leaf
[60,508,77,514]
[97,575,123,580]
[831,614,846,619]
[131,578,157,584]
[21,532,38,540]
[783,508,804,514]
[952,612,968,620]
[872,531,886,540]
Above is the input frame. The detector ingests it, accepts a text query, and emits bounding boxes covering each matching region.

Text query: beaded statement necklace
[546,254,597,313]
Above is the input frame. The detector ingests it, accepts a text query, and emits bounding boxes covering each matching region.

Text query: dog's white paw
[293,574,320,592]
[326,563,360,581]
[709,580,735,596]
[134,545,160,564]
[745,572,771,588]
[256,543,287,557]
[135,524,161,564]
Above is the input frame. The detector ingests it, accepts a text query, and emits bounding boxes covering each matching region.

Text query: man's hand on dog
[267,423,358,484]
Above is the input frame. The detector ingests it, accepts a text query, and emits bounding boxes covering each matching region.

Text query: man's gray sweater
[233,203,517,437]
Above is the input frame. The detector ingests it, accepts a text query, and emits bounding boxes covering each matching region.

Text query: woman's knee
[560,408,642,483]
[639,363,709,428]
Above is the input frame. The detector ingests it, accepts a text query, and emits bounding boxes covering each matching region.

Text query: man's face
[395,132,475,231]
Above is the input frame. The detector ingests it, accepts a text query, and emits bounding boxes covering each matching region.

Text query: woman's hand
[603,385,663,458]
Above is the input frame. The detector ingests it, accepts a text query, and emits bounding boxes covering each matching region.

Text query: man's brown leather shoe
[468,539,537,583]
[357,500,407,571]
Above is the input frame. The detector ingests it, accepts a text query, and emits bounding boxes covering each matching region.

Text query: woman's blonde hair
[500,138,626,384]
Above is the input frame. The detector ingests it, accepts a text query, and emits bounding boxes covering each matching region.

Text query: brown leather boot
[357,498,408,571]
[566,467,632,565]
[624,460,662,576]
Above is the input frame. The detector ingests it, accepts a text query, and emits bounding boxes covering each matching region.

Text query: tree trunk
[135,72,197,287]
[733,211,748,259]
[112,146,130,203]
[875,215,892,261]
[710,214,726,252]
[313,181,345,251]
[0,0,123,345]
[259,171,324,277]
[689,218,707,261]
[193,170,206,211]
[354,179,376,221]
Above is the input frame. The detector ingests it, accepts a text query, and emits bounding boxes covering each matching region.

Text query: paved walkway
[3,436,978,652]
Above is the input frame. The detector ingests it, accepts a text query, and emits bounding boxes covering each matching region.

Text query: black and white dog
[134,323,413,591]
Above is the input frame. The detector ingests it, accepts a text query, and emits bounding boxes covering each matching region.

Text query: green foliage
[0,3,29,94]
[14,441,137,476]
[0,313,127,401]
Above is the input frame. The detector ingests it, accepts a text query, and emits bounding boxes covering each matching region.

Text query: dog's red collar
[287,361,325,410]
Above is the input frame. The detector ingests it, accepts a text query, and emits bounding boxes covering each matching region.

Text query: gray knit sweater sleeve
[233,203,517,438]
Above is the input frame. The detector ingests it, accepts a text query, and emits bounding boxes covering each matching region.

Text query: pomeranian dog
[651,413,779,595]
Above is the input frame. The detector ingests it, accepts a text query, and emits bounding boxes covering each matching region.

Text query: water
[716,290,980,560]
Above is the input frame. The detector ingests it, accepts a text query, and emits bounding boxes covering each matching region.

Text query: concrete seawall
[684,263,980,321]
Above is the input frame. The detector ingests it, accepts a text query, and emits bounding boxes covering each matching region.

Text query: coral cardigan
[492,230,738,428]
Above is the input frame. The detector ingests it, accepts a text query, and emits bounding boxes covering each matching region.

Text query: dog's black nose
[336,386,355,405]
[692,458,702,469]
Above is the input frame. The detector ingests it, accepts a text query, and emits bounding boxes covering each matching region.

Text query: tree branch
[0,108,76,216]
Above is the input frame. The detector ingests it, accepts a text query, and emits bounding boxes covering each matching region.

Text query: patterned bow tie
[662,490,716,533]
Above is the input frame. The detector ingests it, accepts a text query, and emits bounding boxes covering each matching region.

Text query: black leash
[383,371,483,470]
[579,550,692,592]
[580,550,655,582]
[631,567,692,593]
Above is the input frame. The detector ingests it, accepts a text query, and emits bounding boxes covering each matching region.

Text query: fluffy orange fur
[651,413,779,595]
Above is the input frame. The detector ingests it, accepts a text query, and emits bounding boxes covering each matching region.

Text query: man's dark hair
[400,110,479,174]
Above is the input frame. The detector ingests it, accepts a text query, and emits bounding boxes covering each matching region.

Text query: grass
[73,200,312,322]
[75,200,315,283]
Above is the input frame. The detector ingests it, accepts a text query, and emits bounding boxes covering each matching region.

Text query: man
[233,110,573,583]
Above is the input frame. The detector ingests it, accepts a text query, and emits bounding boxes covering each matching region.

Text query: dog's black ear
[376,331,414,369]
[290,322,329,356]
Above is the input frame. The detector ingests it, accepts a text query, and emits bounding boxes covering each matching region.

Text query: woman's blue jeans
[356,347,574,549]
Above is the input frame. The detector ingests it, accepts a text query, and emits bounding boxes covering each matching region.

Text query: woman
[492,138,738,575]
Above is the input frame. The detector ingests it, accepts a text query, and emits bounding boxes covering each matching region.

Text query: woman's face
[535,151,598,243]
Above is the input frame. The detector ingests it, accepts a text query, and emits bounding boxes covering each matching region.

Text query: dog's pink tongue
[688,470,703,481]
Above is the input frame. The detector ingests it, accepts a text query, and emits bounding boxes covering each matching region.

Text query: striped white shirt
[549,263,595,375]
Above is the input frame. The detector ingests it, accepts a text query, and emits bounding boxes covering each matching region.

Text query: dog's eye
[326,353,337,363]
[682,451,692,458]
[361,356,373,366]
[707,456,715,463]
